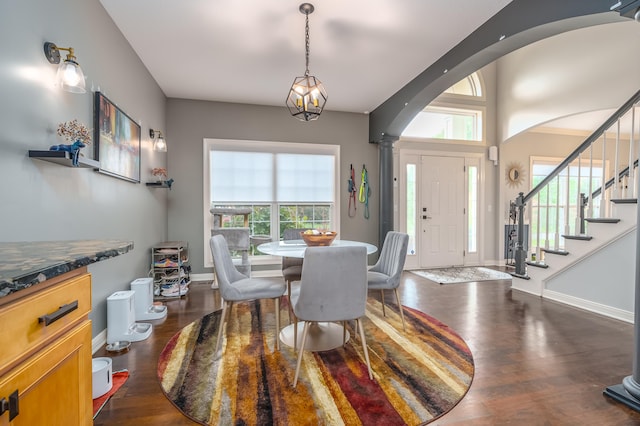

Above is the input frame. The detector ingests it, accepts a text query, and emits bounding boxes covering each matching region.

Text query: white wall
[494,21,640,311]
[496,21,640,142]
[0,0,168,336]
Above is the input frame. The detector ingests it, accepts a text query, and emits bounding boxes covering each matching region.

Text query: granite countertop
[0,240,134,298]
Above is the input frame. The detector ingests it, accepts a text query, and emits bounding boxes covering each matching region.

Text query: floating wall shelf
[29,150,100,169]
[146,181,171,188]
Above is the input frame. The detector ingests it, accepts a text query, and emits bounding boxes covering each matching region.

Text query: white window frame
[202,138,340,268]
[401,71,486,145]
[528,155,607,251]
[401,101,486,145]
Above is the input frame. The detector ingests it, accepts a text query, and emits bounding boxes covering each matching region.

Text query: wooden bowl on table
[300,231,338,246]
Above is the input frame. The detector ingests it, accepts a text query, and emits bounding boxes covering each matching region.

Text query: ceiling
[99,0,513,115]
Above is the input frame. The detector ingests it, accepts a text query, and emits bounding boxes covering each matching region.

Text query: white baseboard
[92,329,107,355]
[543,289,634,324]
[511,281,542,297]
[251,270,282,278]
[191,272,214,282]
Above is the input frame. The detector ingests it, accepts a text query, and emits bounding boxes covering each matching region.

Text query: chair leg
[357,318,373,380]
[293,321,310,387]
[380,290,387,316]
[394,288,407,331]
[286,280,293,323]
[343,321,347,344]
[293,313,298,350]
[287,280,300,349]
[215,300,230,353]
[274,297,281,350]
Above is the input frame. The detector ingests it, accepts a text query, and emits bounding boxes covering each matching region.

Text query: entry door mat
[410,266,512,284]
[157,299,474,425]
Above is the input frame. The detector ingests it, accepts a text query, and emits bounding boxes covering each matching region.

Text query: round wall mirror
[506,162,526,188]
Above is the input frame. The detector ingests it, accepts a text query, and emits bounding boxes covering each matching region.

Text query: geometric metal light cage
[286,74,328,122]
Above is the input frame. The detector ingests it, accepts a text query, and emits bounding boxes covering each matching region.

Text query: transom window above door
[401,72,485,144]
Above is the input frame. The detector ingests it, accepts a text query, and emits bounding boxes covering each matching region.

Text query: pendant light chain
[304,12,310,76]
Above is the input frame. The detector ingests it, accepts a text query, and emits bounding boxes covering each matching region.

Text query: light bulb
[56,60,85,93]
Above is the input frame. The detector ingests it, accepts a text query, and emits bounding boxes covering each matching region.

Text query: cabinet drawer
[0,274,91,372]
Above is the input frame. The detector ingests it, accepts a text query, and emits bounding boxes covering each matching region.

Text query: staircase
[509,90,640,322]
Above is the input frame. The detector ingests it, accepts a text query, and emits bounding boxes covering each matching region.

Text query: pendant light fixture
[286,3,327,122]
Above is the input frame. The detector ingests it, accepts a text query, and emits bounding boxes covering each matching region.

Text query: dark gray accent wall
[165,99,377,274]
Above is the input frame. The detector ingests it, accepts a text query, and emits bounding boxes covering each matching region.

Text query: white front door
[420,155,465,268]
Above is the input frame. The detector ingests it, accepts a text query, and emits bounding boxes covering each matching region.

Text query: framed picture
[93,92,141,183]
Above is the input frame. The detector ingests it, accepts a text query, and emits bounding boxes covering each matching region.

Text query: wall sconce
[43,42,86,94]
[150,129,167,152]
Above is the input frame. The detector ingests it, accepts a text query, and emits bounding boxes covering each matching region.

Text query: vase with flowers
[50,119,92,167]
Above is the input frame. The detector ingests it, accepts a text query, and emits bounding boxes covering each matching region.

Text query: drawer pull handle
[38,301,78,326]
[0,390,19,421]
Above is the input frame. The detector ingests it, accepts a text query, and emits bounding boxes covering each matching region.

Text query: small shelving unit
[151,241,191,299]
[29,150,100,169]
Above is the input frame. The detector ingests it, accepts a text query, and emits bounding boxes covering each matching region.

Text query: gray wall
[0,0,168,337]
[166,99,377,274]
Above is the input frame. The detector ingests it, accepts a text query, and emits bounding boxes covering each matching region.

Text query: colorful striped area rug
[157,299,474,425]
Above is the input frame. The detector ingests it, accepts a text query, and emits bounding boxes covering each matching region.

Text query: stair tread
[585,217,621,223]
[543,249,569,256]
[526,261,549,269]
[562,234,593,241]
[510,272,530,280]
[611,198,637,204]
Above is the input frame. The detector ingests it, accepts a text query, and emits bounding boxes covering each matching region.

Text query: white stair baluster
[555,174,560,251]
[545,179,550,251]
[601,132,607,217]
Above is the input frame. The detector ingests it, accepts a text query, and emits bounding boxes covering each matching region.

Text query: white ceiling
[99,0,512,114]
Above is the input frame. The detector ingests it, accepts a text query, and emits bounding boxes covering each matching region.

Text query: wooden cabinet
[0,270,92,425]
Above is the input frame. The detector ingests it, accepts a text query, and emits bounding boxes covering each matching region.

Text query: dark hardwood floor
[93,273,640,425]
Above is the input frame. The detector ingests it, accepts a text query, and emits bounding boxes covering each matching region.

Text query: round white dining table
[257,239,378,258]
[257,239,378,351]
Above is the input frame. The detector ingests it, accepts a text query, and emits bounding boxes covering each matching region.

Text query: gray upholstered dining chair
[367,231,409,331]
[281,228,310,324]
[209,235,286,354]
[291,246,373,387]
